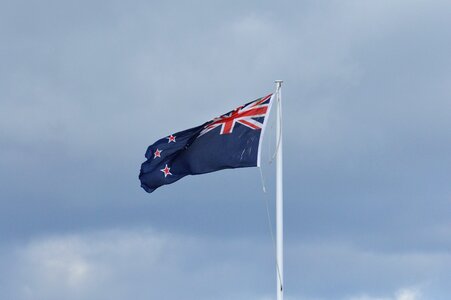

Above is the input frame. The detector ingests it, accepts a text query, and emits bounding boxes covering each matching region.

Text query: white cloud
[348,287,421,300]
[2,230,448,300]
[8,229,168,299]
[2,228,276,300]
[395,288,421,300]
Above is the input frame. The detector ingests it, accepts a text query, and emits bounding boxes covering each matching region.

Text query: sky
[1,0,451,299]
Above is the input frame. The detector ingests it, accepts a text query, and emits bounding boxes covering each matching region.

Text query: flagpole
[275,80,284,300]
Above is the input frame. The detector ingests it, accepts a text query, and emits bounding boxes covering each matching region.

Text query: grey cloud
[1,0,451,299]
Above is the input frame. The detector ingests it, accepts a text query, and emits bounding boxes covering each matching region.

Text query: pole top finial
[275,80,283,83]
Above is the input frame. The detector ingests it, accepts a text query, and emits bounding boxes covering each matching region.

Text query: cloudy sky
[1,0,451,299]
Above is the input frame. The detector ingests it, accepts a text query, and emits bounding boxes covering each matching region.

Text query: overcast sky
[1,0,451,299]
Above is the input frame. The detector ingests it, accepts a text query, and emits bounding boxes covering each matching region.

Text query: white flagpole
[275,80,284,300]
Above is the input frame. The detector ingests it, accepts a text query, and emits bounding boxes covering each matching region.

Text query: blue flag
[139,93,274,193]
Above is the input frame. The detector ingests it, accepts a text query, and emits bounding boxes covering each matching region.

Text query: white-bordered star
[154,148,162,159]
[167,135,176,143]
[160,164,172,177]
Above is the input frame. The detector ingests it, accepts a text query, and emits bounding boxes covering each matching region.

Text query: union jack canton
[139,93,274,193]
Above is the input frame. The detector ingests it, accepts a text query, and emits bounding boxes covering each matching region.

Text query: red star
[153,149,162,159]
[167,134,176,143]
[160,164,172,177]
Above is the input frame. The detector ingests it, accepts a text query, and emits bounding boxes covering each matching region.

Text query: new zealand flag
[139,93,274,193]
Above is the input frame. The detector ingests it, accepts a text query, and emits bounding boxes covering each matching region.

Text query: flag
[139,93,274,193]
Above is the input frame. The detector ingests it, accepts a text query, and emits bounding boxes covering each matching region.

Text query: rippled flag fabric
[139,93,274,193]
